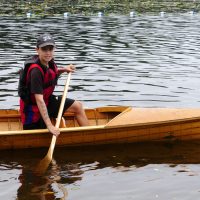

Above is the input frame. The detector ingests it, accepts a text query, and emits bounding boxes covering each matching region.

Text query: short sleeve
[29,68,44,94]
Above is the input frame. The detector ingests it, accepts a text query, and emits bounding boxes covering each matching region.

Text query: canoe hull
[1,106,200,150]
[1,117,200,150]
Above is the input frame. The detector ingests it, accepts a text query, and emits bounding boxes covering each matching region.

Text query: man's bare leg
[66,101,89,126]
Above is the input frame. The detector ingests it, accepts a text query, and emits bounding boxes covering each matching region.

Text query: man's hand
[58,64,76,74]
[65,64,76,73]
[47,124,60,137]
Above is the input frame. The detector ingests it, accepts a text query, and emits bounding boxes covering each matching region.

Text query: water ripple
[0,15,200,108]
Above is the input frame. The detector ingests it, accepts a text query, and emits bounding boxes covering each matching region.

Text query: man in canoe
[19,33,89,136]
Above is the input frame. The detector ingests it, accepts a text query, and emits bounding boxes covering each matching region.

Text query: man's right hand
[47,124,60,137]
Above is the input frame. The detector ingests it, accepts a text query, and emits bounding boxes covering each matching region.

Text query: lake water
[1,13,200,199]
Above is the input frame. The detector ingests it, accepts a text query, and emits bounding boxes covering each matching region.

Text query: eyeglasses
[41,45,54,52]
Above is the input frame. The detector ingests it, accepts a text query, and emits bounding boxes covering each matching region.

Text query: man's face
[36,45,55,64]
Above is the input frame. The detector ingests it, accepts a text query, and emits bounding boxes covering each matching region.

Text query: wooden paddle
[35,72,71,174]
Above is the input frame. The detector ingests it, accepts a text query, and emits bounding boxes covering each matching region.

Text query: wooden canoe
[1,106,200,149]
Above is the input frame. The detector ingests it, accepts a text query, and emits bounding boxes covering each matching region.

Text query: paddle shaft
[46,72,71,160]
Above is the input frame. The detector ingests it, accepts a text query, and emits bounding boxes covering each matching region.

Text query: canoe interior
[0,106,129,131]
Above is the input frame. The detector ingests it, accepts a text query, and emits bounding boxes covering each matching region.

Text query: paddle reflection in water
[17,159,82,200]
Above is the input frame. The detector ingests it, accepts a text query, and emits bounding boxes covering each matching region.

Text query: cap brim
[38,42,56,48]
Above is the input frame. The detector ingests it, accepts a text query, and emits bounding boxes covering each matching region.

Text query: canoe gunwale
[0,125,105,136]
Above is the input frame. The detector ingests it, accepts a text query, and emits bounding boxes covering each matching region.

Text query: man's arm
[35,94,60,137]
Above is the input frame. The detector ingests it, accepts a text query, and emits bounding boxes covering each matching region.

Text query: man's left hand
[66,64,76,73]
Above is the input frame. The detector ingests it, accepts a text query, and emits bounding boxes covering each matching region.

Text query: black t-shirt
[29,68,44,94]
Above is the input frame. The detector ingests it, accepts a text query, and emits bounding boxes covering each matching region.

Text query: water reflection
[54,141,200,168]
[0,151,82,200]
[17,160,69,200]
[1,142,200,199]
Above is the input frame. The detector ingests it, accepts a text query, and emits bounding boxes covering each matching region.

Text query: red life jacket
[20,57,58,125]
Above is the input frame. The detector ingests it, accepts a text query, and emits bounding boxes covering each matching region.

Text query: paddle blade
[34,154,51,175]
[34,135,56,175]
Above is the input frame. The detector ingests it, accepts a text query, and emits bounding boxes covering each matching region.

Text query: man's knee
[71,100,84,113]
[76,101,84,110]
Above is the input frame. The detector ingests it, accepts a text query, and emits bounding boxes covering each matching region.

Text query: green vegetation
[0,0,199,16]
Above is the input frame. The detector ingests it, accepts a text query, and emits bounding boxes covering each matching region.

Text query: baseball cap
[36,33,56,48]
